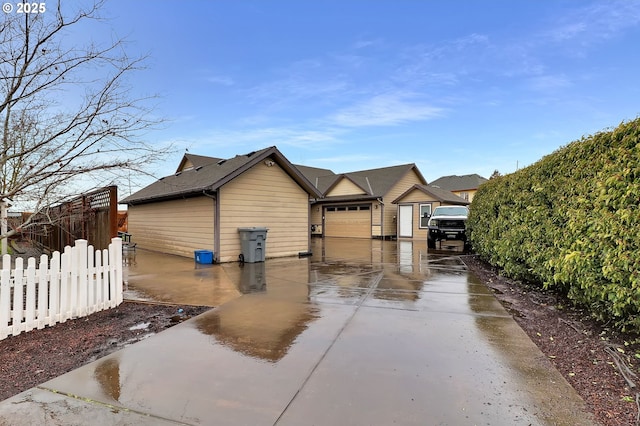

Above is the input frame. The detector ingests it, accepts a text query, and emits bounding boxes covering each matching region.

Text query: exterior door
[398,205,413,238]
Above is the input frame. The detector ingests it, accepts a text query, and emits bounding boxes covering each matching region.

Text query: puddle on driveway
[0,239,591,426]
[2,238,595,426]
[123,250,242,306]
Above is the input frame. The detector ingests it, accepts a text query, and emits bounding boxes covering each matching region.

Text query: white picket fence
[0,237,123,340]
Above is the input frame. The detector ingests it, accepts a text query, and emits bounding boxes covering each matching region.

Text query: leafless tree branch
[1,0,170,239]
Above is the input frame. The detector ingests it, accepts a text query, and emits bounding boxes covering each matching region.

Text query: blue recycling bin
[194,250,214,264]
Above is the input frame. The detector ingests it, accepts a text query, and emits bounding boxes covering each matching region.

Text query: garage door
[324,205,371,238]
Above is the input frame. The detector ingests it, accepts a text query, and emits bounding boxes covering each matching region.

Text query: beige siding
[326,178,367,196]
[128,197,214,257]
[371,201,383,237]
[219,161,309,262]
[453,189,477,202]
[380,169,424,238]
[399,188,439,203]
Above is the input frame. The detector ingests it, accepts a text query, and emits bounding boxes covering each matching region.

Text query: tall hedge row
[468,118,640,330]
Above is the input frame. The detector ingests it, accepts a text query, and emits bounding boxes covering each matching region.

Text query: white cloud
[188,126,344,151]
[352,37,385,50]
[546,1,640,44]
[330,92,445,127]
[527,74,572,92]
[206,75,234,86]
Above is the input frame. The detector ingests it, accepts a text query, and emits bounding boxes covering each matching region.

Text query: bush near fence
[468,118,640,331]
[0,238,123,340]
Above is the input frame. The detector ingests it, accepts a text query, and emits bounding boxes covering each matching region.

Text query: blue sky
[90,0,640,195]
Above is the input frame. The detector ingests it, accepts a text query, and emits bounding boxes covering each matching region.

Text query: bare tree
[0,0,168,244]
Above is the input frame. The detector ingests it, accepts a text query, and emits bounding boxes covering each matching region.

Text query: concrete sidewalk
[0,239,597,425]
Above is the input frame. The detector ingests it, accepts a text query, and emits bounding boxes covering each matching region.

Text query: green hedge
[468,118,640,331]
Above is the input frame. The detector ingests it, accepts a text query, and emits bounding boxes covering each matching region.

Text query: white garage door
[324,205,371,238]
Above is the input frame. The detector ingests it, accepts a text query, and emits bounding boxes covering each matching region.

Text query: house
[297,164,427,239]
[121,147,322,263]
[429,174,488,202]
[392,184,469,239]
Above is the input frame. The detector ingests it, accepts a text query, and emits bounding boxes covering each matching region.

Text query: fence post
[102,248,109,308]
[95,249,103,310]
[49,251,61,326]
[112,237,123,305]
[37,255,48,329]
[12,258,24,336]
[0,267,10,340]
[76,240,88,317]
[60,246,71,322]
[25,258,36,332]
[87,244,95,314]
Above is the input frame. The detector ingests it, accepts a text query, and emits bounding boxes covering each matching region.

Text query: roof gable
[392,184,469,205]
[176,153,222,173]
[343,164,426,198]
[325,175,369,197]
[122,146,322,204]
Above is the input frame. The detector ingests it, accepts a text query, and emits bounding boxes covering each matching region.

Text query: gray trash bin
[238,227,268,263]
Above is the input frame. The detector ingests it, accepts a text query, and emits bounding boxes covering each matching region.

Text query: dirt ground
[1,257,639,426]
[0,302,210,402]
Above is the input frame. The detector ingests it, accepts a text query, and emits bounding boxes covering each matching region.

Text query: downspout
[308,198,314,253]
[202,190,219,262]
[377,197,384,239]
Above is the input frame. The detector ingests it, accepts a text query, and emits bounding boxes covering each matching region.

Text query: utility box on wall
[238,227,268,263]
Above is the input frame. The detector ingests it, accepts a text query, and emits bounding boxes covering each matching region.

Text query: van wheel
[427,237,436,249]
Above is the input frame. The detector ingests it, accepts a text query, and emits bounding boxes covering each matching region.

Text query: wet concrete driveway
[0,238,597,425]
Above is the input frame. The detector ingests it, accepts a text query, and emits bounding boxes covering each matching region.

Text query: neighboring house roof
[392,184,470,205]
[297,163,427,200]
[294,165,337,194]
[429,174,488,192]
[122,146,323,205]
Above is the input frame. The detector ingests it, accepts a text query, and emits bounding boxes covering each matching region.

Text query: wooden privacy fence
[28,186,118,253]
[0,238,123,341]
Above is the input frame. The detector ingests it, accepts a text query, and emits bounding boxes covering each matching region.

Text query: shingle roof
[392,184,469,205]
[122,146,322,205]
[293,165,337,194]
[344,164,424,197]
[429,174,488,192]
[297,163,427,199]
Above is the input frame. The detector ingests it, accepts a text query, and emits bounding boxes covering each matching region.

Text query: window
[458,192,469,201]
[419,204,432,228]
[337,207,346,211]
[360,205,370,211]
[348,206,358,211]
